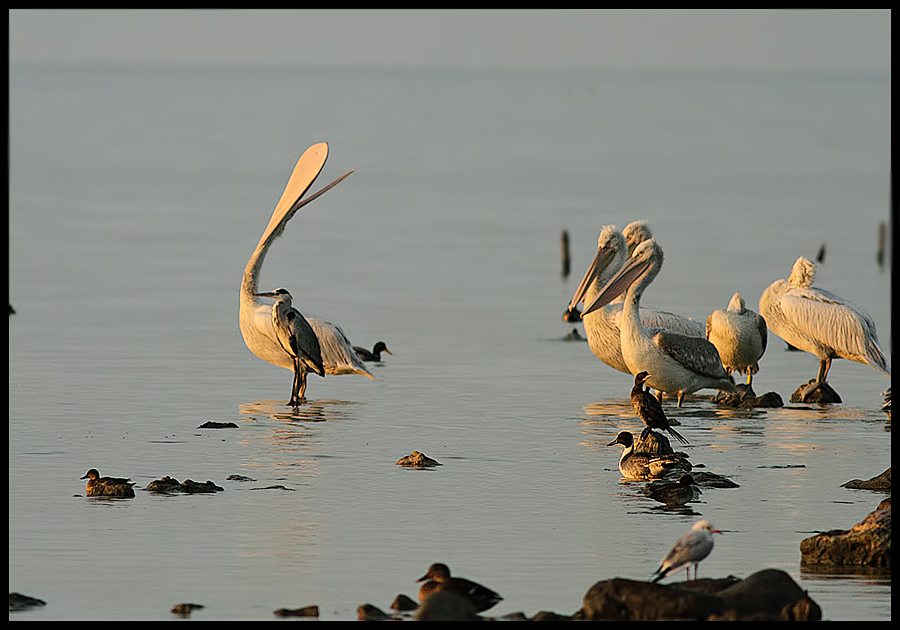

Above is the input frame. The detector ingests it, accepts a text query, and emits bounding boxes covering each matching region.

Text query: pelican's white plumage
[239,144,373,394]
[652,520,722,582]
[567,225,704,375]
[582,238,737,406]
[759,256,890,385]
[706,292,768,388]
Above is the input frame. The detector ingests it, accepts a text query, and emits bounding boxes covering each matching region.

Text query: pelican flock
[582,238,738,406]
[239,143,372,404]
[566,224,704,376]
[706,292,768,393]
[759,256,890,399]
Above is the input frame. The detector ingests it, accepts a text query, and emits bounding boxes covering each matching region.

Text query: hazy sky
[8,9,891,73]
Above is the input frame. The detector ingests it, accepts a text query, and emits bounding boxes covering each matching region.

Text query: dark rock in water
[197,421,239,429]
[800,498,891,567]
[689,471,740,489]
[226,474,256,482]
[390,593,419,611]
[180,479,224,493]
[714,389,783,408]
[356,603,391,620]
[396,451,442,467]
[581,569,820,621]
[790,380,841,404]
[841,468,891,492]
[414,590,482,621]
[530,610,575,621]
[9,592,47,612]
[171,603,204,617]
[563,327,585,341]
[274,605,320,618]
[146,476,224,494]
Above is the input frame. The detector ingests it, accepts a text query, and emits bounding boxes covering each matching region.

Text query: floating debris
[396,451,442,467]
[197,421,239,429]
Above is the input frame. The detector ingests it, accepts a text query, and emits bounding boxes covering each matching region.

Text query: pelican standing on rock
[583,239,738,406]
[759,256,890,400]
[239,144,373,401]
[706,292,767,393]
[566,225,704,376]
[652,520,722,582]
[631,371,689,444]
[254,288,325,405]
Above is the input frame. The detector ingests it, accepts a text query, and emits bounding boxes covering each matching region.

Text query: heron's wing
[306,317,375,379]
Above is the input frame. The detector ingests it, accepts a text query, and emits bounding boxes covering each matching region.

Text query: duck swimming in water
[642,473,701,507]
[416,563,502,613]
[606,431,690,481]
[81,469,136,498]
[353,341,392,362]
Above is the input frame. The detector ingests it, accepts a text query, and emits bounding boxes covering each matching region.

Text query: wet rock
[790,380,841,404]
[841,468,890,491]
[171,603,204,617]
[581,569,820,621]
[414,590,482,621]
[226,474,256,482]
[9,592,47,612]
[714,390,783,408]
[800,498,891,567]
[390,593,419,611]
[396,451,442,467]
[689,471,740,489]
[530,610,575,620]
[145,477,224,494]
[197,421,239,429]
[274,605,320,618]
[356,603,391,620]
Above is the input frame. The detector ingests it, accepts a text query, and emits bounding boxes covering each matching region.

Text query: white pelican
[583,239,738,406]
[240,143,373,400]
[759,256,890,395]
[706,292,767,391]
[566,225,704,376]
[254,288,325,405]
[651,520,722,582]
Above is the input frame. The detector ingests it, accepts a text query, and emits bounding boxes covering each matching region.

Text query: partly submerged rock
[841,468,890,492]
[145,476,224,494]
[171,603,204,617]
[790,380,841,404]
[274,605,320,618]
[396,451,442,467]
[9,592,47,612]
[581,569,820,621]
[390,593,419,611]
[356,603,392,620]
[715,390,784,408]
[800,498,891,567]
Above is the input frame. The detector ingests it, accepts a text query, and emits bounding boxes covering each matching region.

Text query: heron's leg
[676,392,685,407]
[297,366,308,400]
[289,358,302,406]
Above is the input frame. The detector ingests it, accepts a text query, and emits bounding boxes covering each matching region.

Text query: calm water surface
[9,67,890,620]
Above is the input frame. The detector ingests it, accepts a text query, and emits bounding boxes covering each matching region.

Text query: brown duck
[81,469,136,498]
[416,563,502,613]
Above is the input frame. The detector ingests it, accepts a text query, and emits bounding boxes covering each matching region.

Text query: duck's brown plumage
[81,469,136,498]
[416,563,502,613]
[631,371,688,444]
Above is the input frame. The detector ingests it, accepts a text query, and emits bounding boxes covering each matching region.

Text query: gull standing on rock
[652,520,722,582]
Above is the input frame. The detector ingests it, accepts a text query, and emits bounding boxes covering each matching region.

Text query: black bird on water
[631,371,689,444]
[353,341,392,362]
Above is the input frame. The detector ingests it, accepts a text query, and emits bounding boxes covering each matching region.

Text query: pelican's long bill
[567,243,619,314]
[581,250,653,317]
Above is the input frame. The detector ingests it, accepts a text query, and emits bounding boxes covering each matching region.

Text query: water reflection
[239,399,359,424]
